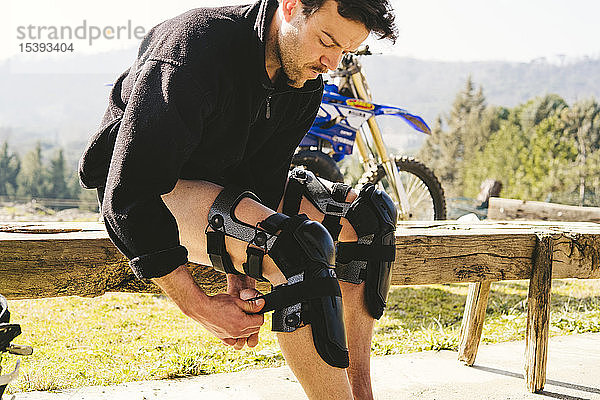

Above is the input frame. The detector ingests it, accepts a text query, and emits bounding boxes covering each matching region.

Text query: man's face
[276,0,370,88]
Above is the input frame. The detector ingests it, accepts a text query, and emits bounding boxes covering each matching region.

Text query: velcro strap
[206,230,240,275]
[322,214,343,241]
[253,277,341,314]
[283,177,304,216]
[336,242,396,264]
[243,246,267,281]
[331,183,351,203]
[359,268,367,281]
[259,213,290,234]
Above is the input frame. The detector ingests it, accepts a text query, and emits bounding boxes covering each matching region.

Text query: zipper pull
[265,96,271,119]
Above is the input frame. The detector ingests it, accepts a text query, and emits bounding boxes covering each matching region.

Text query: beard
[275,15,325,88]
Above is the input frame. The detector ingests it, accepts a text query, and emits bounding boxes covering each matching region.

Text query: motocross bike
[0,295,32,399]
[291,46,446,221]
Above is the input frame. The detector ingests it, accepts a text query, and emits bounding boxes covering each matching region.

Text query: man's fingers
[247,332,259,348]
[222,338,236,346]
[238,289,265,314]
[237,324,262,335]
[233,338,246,350]
[239,288,262,300]
[236,297,265,315]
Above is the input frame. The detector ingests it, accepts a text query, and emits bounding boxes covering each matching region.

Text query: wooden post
[458,281,491,365]
[524,234,553,392]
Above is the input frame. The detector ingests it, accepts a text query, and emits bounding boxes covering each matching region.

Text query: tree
[419,77,499,197]
[462,119,528,198]
[421,82,600,206]
[518,94,568,132]
[462,96,583,204]
[0,141,21,197]
[518,115,578,201]
[557,99,600,205]
[16,142,48,198]
[47,148,70,199]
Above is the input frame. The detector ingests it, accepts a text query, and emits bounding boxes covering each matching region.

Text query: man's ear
[281,0,302,23]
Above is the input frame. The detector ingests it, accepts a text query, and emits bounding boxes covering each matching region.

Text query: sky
[2,0,599,64]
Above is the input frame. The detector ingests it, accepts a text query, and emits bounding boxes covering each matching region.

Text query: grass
[2,279,600,393]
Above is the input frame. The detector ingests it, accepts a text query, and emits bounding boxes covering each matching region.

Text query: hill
[1,50,599,162]
[360,56,600,152]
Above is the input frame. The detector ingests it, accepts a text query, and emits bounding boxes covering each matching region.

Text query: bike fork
[383,159,411,220]
[355,124,412,220]
[350,72,412,221]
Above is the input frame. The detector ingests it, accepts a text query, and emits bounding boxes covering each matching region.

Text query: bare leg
[161,179,352,400]
[340,282,375,400]
[161,180,285,284]
[277,325,353,400]
[276,183,376,400]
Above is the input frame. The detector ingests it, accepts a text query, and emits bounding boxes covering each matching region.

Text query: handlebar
[327,45,378,79]
[353,45,372,56]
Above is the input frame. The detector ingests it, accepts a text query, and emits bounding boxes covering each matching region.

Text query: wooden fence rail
[2,221,599,299]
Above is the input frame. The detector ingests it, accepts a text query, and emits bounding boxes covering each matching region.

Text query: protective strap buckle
[205,225,240,275]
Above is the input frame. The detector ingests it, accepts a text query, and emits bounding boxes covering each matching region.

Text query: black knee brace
[283,168,397,319]
[206,188,349,368]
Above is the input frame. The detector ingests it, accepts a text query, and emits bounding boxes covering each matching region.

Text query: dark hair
[300,0,398,43]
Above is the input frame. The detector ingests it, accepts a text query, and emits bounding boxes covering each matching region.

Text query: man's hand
[223,274,266,349]
[226,273,257,296]
[203,288,265,349]
[152,265,265,350]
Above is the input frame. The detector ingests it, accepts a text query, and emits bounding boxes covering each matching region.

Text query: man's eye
[320,39,334,48]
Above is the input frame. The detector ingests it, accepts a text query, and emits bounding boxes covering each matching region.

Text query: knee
[294,218,336,267]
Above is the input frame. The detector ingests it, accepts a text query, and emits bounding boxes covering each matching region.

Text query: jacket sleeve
[102,60,212,279]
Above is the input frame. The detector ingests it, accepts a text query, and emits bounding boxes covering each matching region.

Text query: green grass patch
[2,279,599,393]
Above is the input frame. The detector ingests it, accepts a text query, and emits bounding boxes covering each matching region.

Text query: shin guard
[283,168,397,319]
[206,188,349,368]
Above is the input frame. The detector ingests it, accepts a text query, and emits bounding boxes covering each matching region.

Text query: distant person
[79,0,398,398]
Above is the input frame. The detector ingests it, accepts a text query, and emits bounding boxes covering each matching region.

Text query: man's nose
[320,49,344,71]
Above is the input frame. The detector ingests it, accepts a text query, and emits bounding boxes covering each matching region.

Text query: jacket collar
[249,0,323,93]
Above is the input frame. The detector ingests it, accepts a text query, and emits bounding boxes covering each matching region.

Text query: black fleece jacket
[78,0,324,280]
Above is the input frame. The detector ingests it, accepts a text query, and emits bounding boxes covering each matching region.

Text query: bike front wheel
[371,156,446,220]
[290,149,344,183]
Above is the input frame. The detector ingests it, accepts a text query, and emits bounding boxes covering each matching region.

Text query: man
[79,0,397,398]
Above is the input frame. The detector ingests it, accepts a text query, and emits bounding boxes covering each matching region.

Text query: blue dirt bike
[291,46,446,221]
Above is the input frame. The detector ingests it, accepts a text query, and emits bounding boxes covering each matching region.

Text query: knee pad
[206,188,349,368]
[283,168,397,319]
